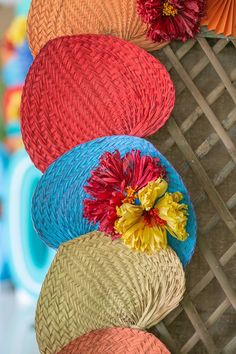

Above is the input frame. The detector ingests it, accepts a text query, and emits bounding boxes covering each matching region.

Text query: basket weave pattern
[27,0,167,57]
[21,35,175,172]
[36,232,185,354]
[56,328,170,354]
[32,135,197,266]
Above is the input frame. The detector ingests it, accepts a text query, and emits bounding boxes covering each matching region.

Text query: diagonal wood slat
[182,295,220,354]
[197,38,236,105]
[181,298,230,353]
[166,118,236,235]
[163,45,236,164]
[151,36,236,354]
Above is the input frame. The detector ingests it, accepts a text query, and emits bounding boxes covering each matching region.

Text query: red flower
[83,150,165,236]
[138,0,206,42]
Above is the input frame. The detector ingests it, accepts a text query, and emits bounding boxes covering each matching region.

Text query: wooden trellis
[149,35,236,354]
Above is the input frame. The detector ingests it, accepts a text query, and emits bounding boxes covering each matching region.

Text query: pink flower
[138,0,206,42]
[83,150,165,236]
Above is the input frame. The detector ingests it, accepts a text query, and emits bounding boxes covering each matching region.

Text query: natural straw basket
[56,328,170,354]
[32,136,197,267]
[27,0,168,57]
[36,232,185,354]
[20,35,175,172]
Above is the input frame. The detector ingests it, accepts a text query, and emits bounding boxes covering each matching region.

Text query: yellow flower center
[162,2,178,17]
[122,186,137,204]
[143,208,167,227]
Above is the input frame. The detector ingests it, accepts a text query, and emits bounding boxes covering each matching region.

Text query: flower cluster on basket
[84,150,188,253]
[138,0,206,42]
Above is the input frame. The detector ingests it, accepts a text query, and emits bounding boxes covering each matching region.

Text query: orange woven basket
[21,35,175,172]
[56,328,170,354]
[27,0,168,57]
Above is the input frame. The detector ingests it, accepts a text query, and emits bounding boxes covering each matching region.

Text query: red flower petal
[138,0,206,42]
[83,149,166,235]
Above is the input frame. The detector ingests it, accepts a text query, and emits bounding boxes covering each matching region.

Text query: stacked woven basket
[21,1,199,353]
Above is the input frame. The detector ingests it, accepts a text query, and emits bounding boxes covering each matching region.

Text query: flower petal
[138,0,206,42]
[138,178,168,210]
[84,150,166,236]
[156,192,188,241]
[115,203,144,233]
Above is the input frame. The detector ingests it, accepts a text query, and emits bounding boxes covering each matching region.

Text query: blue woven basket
[32,136,197,266]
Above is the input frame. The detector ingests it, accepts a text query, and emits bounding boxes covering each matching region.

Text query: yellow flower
[6,17,27,47]
[138,178,167,210]
[115,178,188,253]
[115,203,167,253]
[156,192,188,241]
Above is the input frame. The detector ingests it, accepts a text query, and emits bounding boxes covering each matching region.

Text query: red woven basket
[21,34,175,172]
[56,328,170,354]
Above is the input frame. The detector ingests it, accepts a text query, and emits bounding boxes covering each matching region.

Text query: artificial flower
[138,178,167,210]
[115,178,188,253]
[138,0,206,42]
[156,191,188,240]
[84,150,165,235]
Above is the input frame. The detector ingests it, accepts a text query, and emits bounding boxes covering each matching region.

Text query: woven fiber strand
[36,232,185,354]
[27,0,168,57]
[20,35,175,172]
[56,328,170,354]
[32,135,197,267]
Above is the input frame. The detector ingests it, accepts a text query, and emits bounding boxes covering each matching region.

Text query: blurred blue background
[0,2,54,353]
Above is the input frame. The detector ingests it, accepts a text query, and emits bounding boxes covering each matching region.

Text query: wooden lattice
[149,36,236,354]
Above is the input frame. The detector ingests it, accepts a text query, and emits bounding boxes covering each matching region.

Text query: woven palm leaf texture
[20,34,175,172]
[32,135,197,267]
[36,232,185,354]
[27,0,168,57]
[56,327,170,354]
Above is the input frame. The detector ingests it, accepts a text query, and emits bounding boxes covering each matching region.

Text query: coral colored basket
[27,0,168,57]
[21,35,175,172]
[56,327,170,354]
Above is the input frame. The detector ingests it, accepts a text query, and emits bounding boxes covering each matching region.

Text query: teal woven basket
[32,136,197,266]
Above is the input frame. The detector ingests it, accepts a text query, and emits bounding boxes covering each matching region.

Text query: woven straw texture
[27,0,167,57]
[36,231,185,354]
[32,135,197,266]
[56,328,170,354]
[20,34,175,172]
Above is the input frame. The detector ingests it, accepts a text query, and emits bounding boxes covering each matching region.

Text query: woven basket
[36,231,185,354]
[20,34,175,172]
[27,0,168,57]
[32,135,196,266]
[56,328,170,354]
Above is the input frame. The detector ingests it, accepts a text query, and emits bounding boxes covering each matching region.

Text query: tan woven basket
[27,0,168,57]
[56,327,171,354]
[36,232,185,354]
